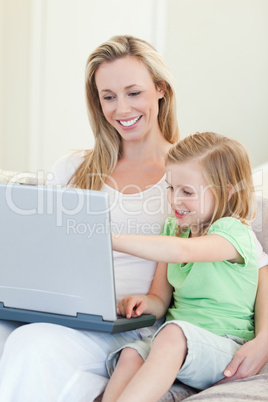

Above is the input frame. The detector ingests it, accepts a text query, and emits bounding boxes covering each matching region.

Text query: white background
[1,0,267,177]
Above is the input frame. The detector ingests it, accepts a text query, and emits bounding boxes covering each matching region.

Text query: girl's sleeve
[208,217,256,267]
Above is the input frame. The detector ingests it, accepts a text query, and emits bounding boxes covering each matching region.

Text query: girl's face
[95,56,163,143]
[166,161,216,236]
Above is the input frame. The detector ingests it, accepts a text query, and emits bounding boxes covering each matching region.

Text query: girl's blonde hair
[166,132,256,235]
[69,35,179,189]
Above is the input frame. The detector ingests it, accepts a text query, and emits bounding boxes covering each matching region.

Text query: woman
[0,35,267,402]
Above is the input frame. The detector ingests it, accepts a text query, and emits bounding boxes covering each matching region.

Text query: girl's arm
[112,233,241,264]
[117,262,173,320]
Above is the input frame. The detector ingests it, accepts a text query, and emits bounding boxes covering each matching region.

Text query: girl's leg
[160,320,243,390]
[118,324,187,402]
[0,322,145,402]
[103,347,144,402]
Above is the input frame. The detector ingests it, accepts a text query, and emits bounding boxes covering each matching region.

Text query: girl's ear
[227,184,234,201]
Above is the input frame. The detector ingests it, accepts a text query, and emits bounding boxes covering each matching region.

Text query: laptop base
[0,302,156,334]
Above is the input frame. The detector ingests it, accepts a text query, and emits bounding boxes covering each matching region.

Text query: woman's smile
[117,116,143,128]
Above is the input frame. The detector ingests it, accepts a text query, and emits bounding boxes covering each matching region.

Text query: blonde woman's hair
[69,35,179,189]
[166,132,256,235]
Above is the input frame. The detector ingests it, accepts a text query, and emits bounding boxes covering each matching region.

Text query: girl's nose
[169,191,183,209]
[174,199,183,209]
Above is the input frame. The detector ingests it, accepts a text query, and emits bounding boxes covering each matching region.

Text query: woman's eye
[167,185,173,191]
[129,91,141,97]
[103,95,115,101]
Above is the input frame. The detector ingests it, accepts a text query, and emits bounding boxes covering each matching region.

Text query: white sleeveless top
[48,152,172,302]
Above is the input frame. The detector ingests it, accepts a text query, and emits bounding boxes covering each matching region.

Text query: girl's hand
[117,295,148,319]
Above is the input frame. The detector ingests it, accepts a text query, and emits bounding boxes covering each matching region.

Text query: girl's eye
[183,189,193,196]
[166,185,173,191]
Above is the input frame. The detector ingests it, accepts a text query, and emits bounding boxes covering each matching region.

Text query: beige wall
[0,0,160,173]
[165,0,268,167]
[1,0,31,171]
[0,0,3,165]
[0,0,267,173]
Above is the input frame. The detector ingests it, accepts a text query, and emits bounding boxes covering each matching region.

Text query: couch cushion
[0,169,41,186]
[159,363,268,401]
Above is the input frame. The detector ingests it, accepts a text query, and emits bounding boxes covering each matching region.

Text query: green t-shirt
[163,217,258,341]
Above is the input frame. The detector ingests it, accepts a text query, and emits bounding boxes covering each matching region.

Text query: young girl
[102,131,259,402]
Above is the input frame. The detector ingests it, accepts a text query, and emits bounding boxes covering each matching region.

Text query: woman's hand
[216,334,268,384]
[117,295,149,319]
[216,265,268,384]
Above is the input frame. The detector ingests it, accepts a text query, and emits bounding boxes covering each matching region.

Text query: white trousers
[0,320,158,402]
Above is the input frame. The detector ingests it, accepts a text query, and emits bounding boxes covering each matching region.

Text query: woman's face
[95,56,164,143]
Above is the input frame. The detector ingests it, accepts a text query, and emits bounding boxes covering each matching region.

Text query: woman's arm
[117,262,173,320]
[112,233,241,264]
[217,265,268,383]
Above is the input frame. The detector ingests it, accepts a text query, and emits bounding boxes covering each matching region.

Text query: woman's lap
[0,320,24,357]
[0,321,155,402]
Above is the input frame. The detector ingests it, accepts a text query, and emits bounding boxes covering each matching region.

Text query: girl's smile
[174,209,191,219]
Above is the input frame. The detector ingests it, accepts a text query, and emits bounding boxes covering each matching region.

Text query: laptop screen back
[0,183,117,321]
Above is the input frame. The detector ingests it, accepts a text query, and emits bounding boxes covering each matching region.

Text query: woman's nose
[116,96,131,114]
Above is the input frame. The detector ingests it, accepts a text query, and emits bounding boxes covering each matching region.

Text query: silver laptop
[0,183,155,333]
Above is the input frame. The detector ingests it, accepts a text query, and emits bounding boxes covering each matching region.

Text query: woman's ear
[157,81,167,99]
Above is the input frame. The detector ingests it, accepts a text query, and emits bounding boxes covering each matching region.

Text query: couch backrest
[252,195,268,254]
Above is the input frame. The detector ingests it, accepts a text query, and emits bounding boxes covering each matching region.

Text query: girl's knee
[116,347,144,372]
[153,324,187,353]
[151,324,188,367]
[158,324,186,342]
[119,347,143,366]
